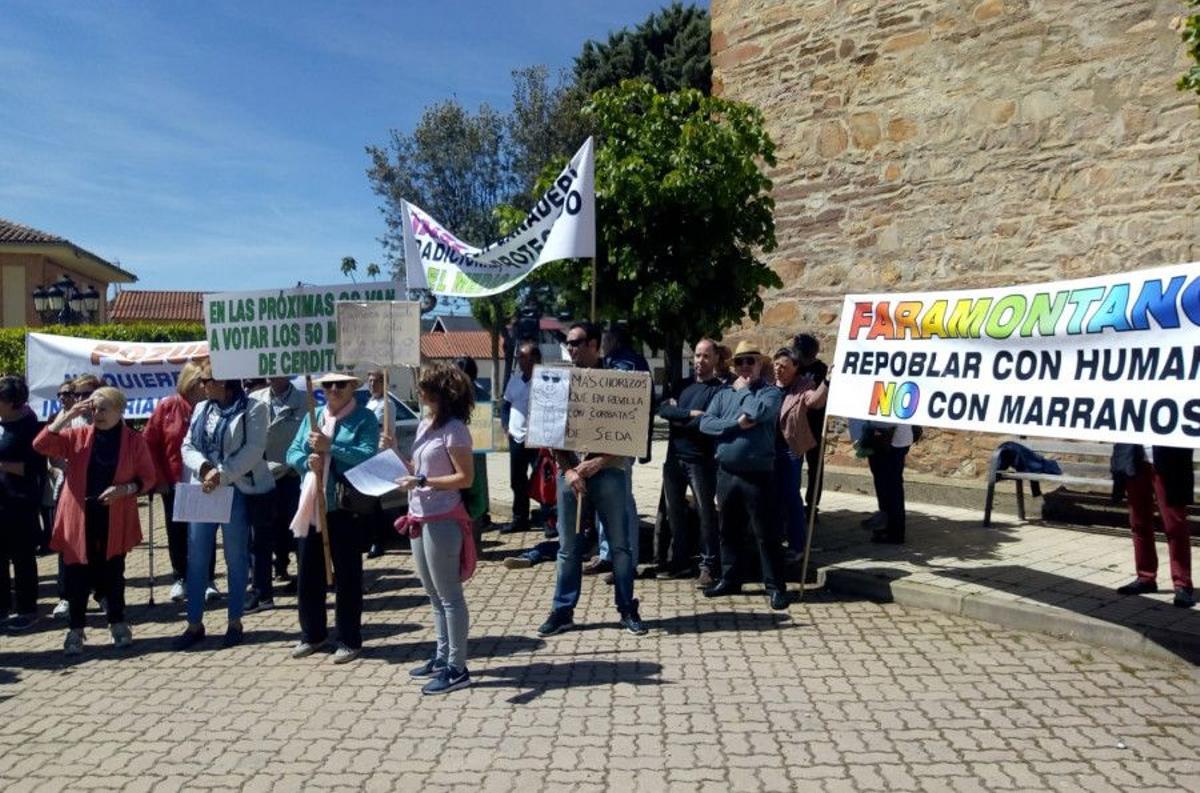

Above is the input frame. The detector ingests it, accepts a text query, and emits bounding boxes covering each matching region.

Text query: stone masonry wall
[711,0,1200,479]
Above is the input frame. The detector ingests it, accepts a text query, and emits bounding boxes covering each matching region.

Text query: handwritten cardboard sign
[526,365,651,458]
[335,301,421,367]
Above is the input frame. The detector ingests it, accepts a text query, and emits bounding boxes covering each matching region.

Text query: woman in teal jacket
[286,372,379,664]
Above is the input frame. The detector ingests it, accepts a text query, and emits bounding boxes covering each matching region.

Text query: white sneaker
[110,622,133,649]
[63,629,84,656]
[204,583,221,603]
[169,580,185,602]
[332,643,361,664]
[52,600,70,619]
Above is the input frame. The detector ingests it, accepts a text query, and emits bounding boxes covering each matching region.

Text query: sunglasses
[74,390,96,398]
[733,356,758,366]
[324,381,353,390]
[57,391,74,399]
[565,338,588,348]
[198,377,215,385]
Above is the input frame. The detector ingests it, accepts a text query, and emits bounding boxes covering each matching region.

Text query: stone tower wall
[711,0,1200,478]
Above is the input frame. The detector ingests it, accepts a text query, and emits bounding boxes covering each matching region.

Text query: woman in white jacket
[175,362,273,649]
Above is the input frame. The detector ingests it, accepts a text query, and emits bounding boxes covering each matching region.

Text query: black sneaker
[410,657,448,678]
[245,594,275,614]
[537,609,575,637]
[619,600,648,636]
[6,612,38,632]
[1116,578,1157,595]
[222,623,244,648]
[172,626,206,651]
[422,666,470,695]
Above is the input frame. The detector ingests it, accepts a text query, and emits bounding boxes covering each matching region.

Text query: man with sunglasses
[700,340,788,611]
[537,321,647,637]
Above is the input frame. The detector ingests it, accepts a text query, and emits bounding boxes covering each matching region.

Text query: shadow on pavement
[359,633,546,666]
[472,659,664,704]
[935,565,1200,665]
[808,508,1022,572]
[647,609,804,635]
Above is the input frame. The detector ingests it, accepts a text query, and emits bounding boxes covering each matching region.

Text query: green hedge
[0,323,206,375]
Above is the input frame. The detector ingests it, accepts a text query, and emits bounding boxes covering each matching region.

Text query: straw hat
[732,340,763,358]
[315,371,361,386]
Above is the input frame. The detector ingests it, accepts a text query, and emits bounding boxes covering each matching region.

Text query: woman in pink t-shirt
[395,363,476,695]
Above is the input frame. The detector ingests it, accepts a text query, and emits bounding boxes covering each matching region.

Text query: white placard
[335,301,421,367]
[526,366,569,450]
[344,449,411,497]
[525,365,652,458]
[826,261,1200,447]
[172,483,234,524]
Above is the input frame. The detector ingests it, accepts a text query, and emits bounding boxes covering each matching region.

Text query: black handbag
[334,473,379,515]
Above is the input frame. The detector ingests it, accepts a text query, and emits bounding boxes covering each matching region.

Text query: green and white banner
[402,137,595,298]
[203,281,401,379]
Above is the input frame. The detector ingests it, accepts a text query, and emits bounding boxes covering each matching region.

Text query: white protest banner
[334,301,421,367]
[203,281,401,380]
[826,262,1200,448]
[25,333,210,420]
[526,365,652,458]
[401,137,595,297]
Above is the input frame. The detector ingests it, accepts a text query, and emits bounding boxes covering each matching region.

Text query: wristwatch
[417,474,428,488]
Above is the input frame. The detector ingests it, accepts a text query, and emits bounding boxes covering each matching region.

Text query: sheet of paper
[344,449,411,497]
[172,483,234,524]
[526,365,569,449]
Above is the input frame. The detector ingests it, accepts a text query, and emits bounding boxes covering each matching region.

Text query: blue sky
[0,1,701,294]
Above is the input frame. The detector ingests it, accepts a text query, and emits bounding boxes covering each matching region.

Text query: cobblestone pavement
[1,509,1198,793]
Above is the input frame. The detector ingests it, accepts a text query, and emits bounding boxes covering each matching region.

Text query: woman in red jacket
[142,361,210,603]
[34,386,156,656]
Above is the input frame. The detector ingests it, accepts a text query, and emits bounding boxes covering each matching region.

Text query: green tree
[575,2,711,96]
[366,100,511,280]
[1178,2,1200,98]
[582,80,780,386]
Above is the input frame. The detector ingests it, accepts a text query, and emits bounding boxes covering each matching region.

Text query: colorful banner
[204,281,401,380]
[826,262,1200,447]
[402,137,595,298]
[25,333,210,420]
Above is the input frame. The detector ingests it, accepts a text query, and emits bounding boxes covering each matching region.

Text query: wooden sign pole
[305,375,335,586]
[796,412,831,601]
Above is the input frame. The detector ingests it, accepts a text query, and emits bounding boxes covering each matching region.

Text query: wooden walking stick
[305,375,335,586]
[796,411,831,602]
[147,494,156,606]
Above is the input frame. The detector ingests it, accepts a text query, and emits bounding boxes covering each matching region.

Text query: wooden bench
[983,437,1116,527]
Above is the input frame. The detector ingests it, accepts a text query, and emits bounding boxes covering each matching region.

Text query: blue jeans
[598,458,639,564]
[187,489,250,625]
[774,447,807,551]
[553,466,636,615]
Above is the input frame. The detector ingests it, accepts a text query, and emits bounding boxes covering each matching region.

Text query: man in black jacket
[1111,444,1195,608]
[657,339,724,586]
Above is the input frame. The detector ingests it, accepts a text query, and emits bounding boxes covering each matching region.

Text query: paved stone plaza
[1,491,1198,792]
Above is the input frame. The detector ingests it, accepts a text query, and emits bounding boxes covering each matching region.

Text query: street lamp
[31,275,99,325]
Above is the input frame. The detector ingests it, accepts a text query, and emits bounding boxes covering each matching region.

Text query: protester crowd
[0,319,1193,696]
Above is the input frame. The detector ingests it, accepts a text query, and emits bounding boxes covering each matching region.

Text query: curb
[821,566,1199,666]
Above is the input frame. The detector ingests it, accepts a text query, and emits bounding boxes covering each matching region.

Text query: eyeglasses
[733,356,758,366]
[324,381,353,390]
[565,338,588,348]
